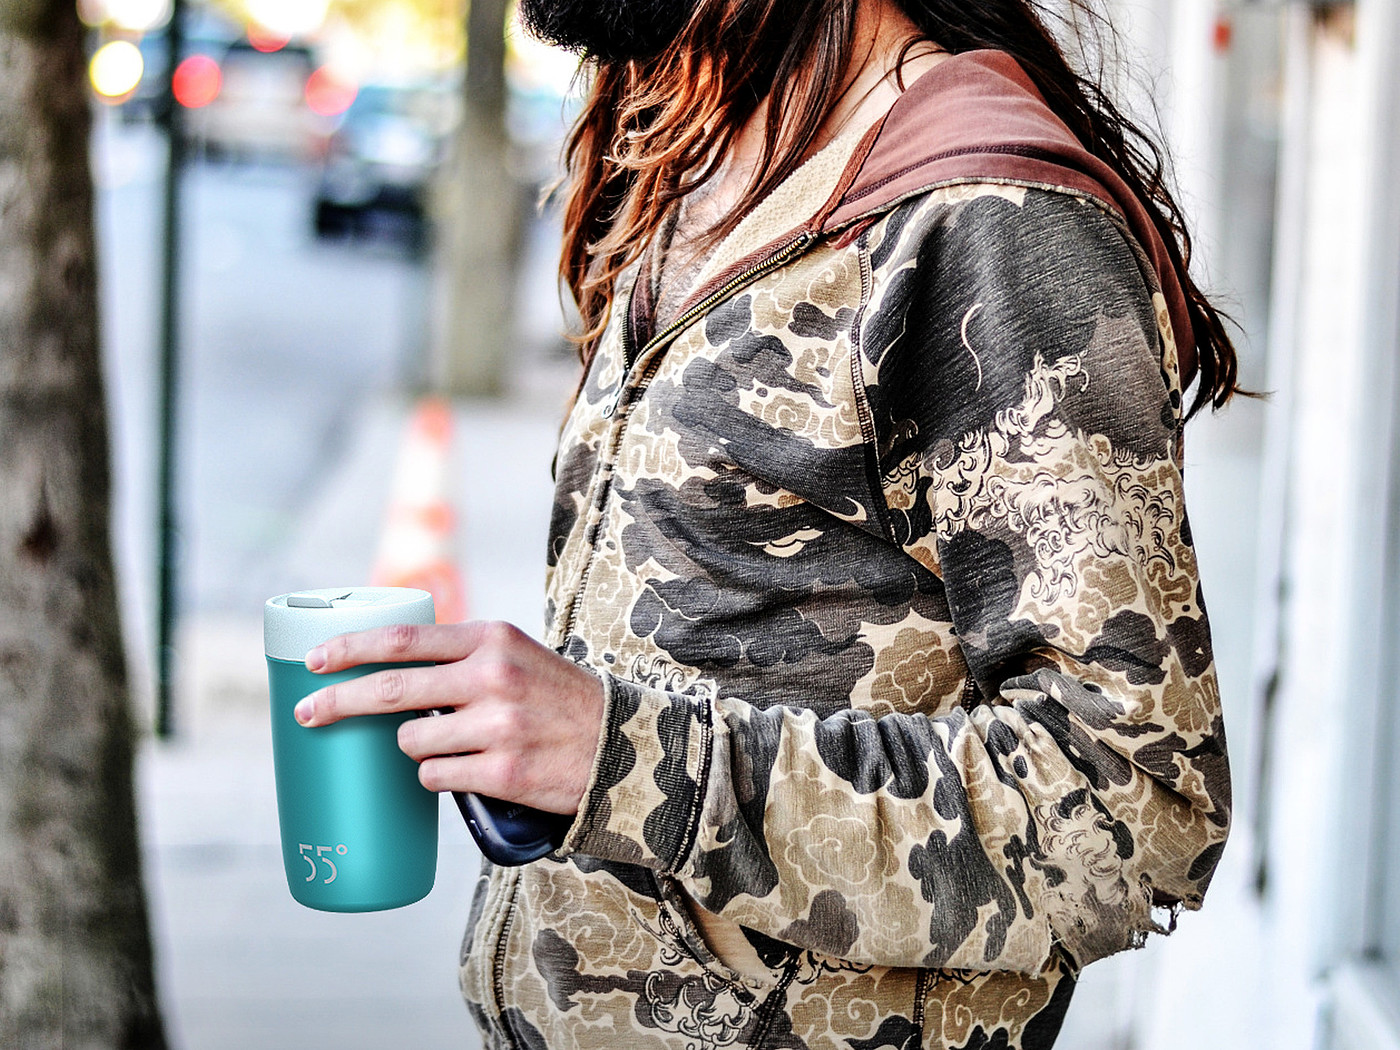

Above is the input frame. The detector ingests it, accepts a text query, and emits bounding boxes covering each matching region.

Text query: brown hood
[816,50,1198,384]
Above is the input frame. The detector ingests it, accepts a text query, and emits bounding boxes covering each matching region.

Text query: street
[96,115,431,631]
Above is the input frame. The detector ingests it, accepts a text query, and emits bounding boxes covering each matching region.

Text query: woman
[295,1,1236,1046]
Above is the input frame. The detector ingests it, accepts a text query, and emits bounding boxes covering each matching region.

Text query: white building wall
[1058,1,1400,1047]
[1258,13,1366,1047]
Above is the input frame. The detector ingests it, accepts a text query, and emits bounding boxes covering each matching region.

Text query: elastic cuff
[555,666,615,857]
[558,671,713,872]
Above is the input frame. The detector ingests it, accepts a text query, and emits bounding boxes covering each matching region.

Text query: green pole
[155,0,186,739]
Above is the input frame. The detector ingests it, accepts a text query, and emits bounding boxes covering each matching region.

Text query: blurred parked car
[186,41,319,162]
[311,83,457,253]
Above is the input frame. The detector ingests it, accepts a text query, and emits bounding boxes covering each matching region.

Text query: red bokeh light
[305,66,357,117]
[1213,17,1233,52]
[247,22,290,53]
[173,54,221,108]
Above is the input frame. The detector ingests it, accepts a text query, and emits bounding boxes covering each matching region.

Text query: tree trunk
[430,0,517,397]
[0,2,168,1047]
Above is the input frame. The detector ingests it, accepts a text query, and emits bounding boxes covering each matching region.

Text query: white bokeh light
[89,39,145,99]
[105,0,172,32]
[246,0,330,39]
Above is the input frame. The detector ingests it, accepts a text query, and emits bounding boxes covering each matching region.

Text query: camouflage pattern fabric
[458,180,1231,1050]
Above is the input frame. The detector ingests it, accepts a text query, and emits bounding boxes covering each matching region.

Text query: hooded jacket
[459,50,1230,1050]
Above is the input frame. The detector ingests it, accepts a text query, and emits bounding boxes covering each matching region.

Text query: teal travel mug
[265,587,438,912]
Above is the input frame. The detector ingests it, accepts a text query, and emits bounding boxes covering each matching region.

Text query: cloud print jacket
[460,49,1231,1050]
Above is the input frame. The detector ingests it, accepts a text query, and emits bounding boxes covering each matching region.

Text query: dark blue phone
[449,790,572,866]
[416,709,571,865]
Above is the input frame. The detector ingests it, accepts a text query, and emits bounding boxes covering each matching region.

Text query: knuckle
[386,623,419,656]
[317,685,338,720]
[488,704,525,741]
[482,620,520,650]
[490,752,525,796]
[475,658,522,697]
[373,670,406,707]
[326,636,350,666]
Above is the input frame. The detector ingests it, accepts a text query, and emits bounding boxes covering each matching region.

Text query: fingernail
[305,646,327,672]
[294,699,314,725]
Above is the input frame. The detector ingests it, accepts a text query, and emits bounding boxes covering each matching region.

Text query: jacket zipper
[605,230,817,417]
[565,229,818,640]
[750,958,801,1048]
[490,867,523,1047]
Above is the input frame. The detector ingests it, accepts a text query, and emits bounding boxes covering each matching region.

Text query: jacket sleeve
[559,186,1231,975]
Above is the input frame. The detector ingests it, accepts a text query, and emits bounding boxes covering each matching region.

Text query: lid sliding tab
[286,590,354,609]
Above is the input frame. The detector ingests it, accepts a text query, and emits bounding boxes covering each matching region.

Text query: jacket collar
[819,50,1196,383]
[637,49,1197,385]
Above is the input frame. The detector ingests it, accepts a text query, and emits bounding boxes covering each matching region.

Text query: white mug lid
[264,587,436,662]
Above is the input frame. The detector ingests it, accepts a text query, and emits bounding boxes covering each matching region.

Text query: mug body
[268,658,437,911]
[264,586,439,912]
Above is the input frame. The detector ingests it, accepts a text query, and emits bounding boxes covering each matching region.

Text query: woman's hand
[293,621,605,816]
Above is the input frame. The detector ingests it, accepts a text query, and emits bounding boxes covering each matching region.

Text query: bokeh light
[89,39,145,101]
[304,66,357,117]
[247,22,291,53]
[106,0,172,31]
[172,54,222,109]
[246,0,329,40]
[76,0,108,27]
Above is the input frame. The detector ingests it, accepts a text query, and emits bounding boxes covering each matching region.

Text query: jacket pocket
[654,875,785,993]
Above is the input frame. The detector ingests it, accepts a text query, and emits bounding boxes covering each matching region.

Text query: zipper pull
[602,386,624,418]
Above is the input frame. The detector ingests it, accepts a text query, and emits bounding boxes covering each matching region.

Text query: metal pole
[155,0,186,738]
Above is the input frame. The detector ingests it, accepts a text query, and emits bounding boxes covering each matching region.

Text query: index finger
[307,621,492,673]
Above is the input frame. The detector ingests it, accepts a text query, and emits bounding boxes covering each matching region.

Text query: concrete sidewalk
[135,374,1264,1050]
[137,382,572,1050]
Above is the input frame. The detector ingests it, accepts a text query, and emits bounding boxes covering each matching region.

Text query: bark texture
[0,2,167,1047]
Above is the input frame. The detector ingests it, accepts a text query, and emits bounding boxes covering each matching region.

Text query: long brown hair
[557,0,1241,418]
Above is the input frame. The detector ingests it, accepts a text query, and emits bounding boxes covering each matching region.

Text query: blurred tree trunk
[431,0,517,396]
[0,2,168,1047]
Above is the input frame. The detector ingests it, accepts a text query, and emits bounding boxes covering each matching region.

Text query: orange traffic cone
[371,397,469,624]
